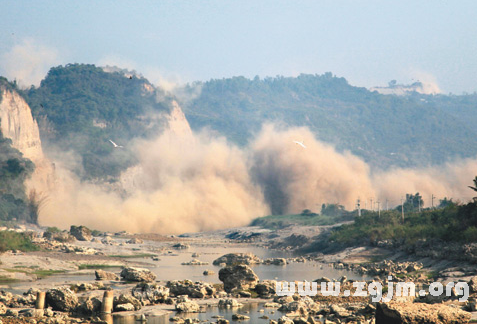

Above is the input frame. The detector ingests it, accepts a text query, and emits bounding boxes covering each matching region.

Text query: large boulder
[69,225,92,241]
[46,287,79,312]
[132,283,170,304]
[166,280,215,298]
[218,264,259,292]
[120,267,156,282]
[376,302,471,323]
[95,269,120,281]
[213,253,261,266]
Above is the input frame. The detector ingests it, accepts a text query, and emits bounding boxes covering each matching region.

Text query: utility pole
[385,199,388,211]
[370,198,373,212]
[357,198,361,217]
[377,201,381,217]
[418,197,421,212]
[401,197,404,223]
[431,194,435,209]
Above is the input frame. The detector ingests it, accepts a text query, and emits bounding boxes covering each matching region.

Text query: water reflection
[112,303,287,324]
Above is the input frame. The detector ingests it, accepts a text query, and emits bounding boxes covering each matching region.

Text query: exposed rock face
[0,88,55,195]
[69,225,92,241]
[45,287,79,312]
[218,264,259,292]
[167,100,193,138]
[213,253,261,266]
[120,267,156,282]
[95,269,120,281]
[119,100,192,193]
[376,302,471,324]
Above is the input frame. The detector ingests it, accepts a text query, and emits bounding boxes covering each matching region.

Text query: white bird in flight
[109,139,123,148]
[293,140,306,149]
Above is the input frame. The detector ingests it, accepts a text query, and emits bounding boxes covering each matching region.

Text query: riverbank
[0,224,476,323]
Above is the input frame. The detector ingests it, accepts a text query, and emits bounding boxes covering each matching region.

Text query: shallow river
[4,242,367,323]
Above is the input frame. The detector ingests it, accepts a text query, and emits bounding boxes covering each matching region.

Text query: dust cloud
[38,124,477,234]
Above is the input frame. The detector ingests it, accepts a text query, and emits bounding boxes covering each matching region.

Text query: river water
[3,240,367,323]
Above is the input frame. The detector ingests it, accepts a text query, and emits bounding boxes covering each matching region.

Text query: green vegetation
[251,205,354,229]
[78,264,119,270]
[21,64,174,179]
[0,79,37,223]
[183,74,477,169]
[328,198,477,247]
[0,231,39,252]
[0,130,35,223]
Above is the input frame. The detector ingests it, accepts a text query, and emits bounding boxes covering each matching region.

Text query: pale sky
[1,0,476,94]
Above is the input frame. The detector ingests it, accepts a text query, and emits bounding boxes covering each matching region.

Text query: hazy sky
[1,1,476,93]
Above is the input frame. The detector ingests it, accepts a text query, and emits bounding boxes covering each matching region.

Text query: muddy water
[4,244,367,295]
[112,303,287,324]
[137,244,367,283]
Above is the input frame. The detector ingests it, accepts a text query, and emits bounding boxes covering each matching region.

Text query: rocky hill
[182,74,477,169]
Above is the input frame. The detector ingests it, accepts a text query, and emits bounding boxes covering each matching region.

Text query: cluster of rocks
[166,280,216,298]
[334,260,423,278]
[374,238,477,264]
[181,259,209,266]
[212,252,302,267]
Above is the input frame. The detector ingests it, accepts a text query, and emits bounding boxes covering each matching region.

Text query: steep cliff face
[119,100,193,193]
[167,100,193,138]
[0,88,55,194]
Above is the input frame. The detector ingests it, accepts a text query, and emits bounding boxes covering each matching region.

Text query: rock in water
[376,302,471,323]
[166,280,215,298]
[45,287,79,312]
[95,269,120,281]
[213,253,261,266]
[120,267,156,282]
[218,264,259,292]
[70,225,92,241]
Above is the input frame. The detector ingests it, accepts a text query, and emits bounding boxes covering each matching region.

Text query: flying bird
[109,139,123,148]
[293,140,306,149]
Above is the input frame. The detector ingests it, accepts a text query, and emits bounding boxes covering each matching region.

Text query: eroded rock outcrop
[218,264,259,292]
[0,87,55,195]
